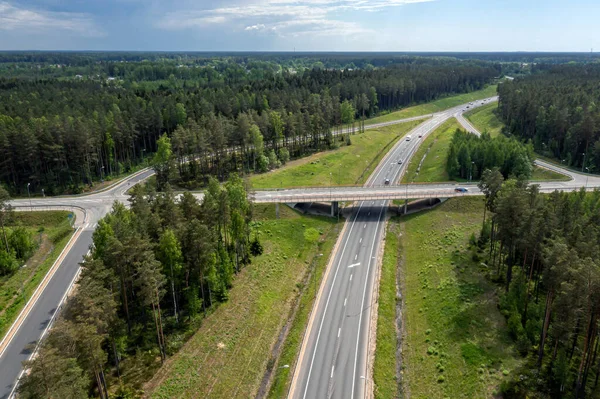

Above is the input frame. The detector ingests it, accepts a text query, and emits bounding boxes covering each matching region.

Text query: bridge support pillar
[403,199,408,215]
[331,201,339,217]
[276,203,280,219]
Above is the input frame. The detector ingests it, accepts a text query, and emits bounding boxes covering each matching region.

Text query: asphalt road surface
[288,98,497,399]
[0,95,591,399]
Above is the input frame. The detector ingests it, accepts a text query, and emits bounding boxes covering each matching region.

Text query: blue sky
[1,0,599,51]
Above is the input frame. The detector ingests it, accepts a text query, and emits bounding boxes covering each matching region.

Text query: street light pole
[469,161,474,182]
[585,167,590,190]
[582,153,586,172]
[100,165,105,182]
[27,183,32,211]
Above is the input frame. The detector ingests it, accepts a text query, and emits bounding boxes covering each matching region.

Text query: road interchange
[1,96,597,398]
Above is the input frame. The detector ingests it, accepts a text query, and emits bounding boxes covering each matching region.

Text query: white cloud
[245,24,266,31]
[0,1,104,37]
[158,0,434,37]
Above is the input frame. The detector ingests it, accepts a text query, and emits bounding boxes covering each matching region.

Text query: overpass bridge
[250,178,600,204]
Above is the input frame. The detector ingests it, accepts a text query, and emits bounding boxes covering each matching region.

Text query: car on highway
[454,187,468,192]
[406,135,412,141]
[384,178,390,185]
[398,159,403,164]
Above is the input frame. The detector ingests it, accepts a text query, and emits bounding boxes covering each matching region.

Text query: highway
[0,94,592,399]
[287,99,497,399]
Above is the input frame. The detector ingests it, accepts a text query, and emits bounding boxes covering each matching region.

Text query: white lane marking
[354,254,358,261]
[359,237,362,244]
[350,274,353,281]
[348,263,361,268]
[363,224,366,229]
[344,298,347,307]
[331,366,335,378]
[351,201,386,399]
[338,328,341,338]
[302,203,365,399]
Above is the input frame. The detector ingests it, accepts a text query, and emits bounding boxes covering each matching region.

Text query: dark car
[454,187,468,193]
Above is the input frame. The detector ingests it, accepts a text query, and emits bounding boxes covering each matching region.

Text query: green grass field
[0,211,74,340]
[373,220,401,399]
[250,120,422,189]
[398,198,522,398]
[402,118,461,183]
[464,102,503,138]
[146,204,340,399]
[366,85,498,126]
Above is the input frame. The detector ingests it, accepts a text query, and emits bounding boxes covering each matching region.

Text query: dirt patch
[0,234,53,318]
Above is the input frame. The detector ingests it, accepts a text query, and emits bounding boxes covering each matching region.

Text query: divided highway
[0,95,591,399]
[287,99,496,399]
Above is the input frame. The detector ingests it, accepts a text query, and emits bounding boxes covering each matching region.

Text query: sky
[0,0,599,52]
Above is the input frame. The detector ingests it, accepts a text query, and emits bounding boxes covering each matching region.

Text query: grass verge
[0,211,74,340]
[146,204,340,399]
[530,166,570,181]
[402,118,460,183]
[373,219,401,399]
[250,120,423,189]
[464,102,503,138]
[398,198,522,398]
[366,85,497,126]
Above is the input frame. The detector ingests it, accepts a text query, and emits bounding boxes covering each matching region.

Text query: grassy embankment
[146,204,340,399]
[373,198,523,398]
[250,120,422,189]
[464,102,503,138]
[365,85,498,126]
[372,220,402,399]
[0,211,74,340]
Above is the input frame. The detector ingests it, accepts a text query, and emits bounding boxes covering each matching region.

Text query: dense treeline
[0,59,498,194]
[446,130,534,181]
[477,171,600,397]
[18,175,261,398]
[498,64,600,172]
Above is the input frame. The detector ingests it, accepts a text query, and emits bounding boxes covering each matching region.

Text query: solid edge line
[8,257,85,399]
[287,207,353,399]
[350,203,386,399]
[0,222,84,359]
[300,204,364,399]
